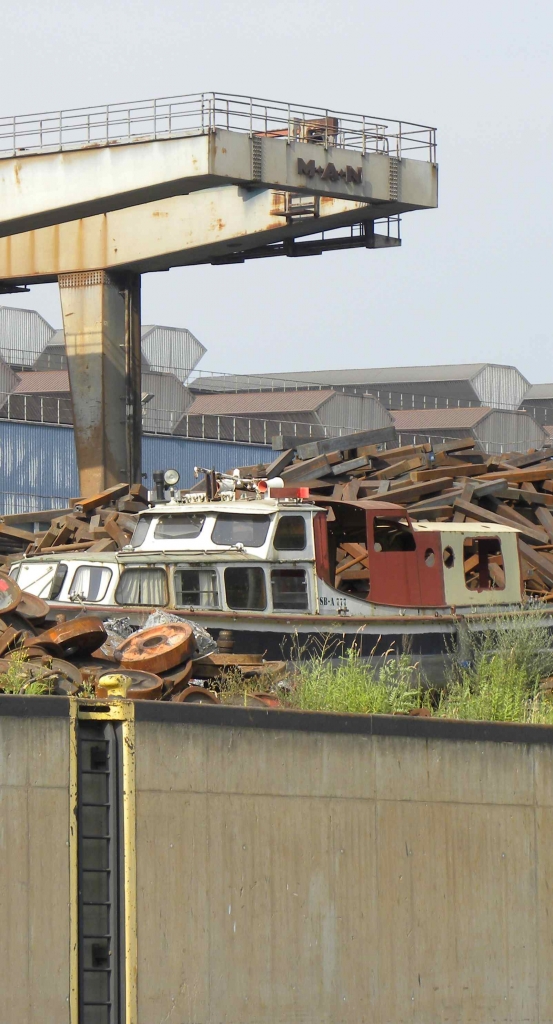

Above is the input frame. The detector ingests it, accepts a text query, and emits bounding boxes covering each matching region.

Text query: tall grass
[284,644,425,715]
[282,608,553,724]
[435,607,553,724]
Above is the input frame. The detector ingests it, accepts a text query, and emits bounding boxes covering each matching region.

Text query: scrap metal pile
[0,573,284,704]
[238,430,553,599]
[0,482,149,563]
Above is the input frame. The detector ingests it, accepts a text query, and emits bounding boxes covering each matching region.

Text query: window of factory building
[212,514,271,548]
[115,567,169,606]
[175,568,219,608]
[271,568,309,610]
[154,514,206,540]
[463,537,505,591]
[224,567,267,610]
[273,515,307,551]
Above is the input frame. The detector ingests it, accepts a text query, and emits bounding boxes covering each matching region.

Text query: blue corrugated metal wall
[0,421,274,514]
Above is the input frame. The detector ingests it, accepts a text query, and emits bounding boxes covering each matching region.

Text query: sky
[1,0,552,383]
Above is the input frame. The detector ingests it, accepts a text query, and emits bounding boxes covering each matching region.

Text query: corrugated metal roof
[521,384,553,401]
[192,364,514,391]
[12,371,70,394]
[392,408,491,429]
[187,390,334,415]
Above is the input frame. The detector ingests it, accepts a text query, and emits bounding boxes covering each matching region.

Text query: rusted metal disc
[0,573,22,614]
[97,668,163,701]
[250,692,280,707]
[117,622,195,674]
[160,660,194,700]
[173,685,219,704]
[17,592,50,622]
[19,645,50,658]
[26,657,84,688]
[5,610,38,636]
[32,616,107,657]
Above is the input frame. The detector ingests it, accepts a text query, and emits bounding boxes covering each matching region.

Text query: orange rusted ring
[172,685,220,704]
[17,593,50,622]
[33,616,107,657]
[117,622,195,674]
[96,668,163,701]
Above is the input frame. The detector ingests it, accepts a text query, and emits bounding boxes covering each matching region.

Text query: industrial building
[519,384,553,426]
[33,321,206,378]
[0,419,275,515]
[193,362,530,412]
[392,407,547,453]
[0,307,394,444]
[176,388,393,444]
[0,304,550,511]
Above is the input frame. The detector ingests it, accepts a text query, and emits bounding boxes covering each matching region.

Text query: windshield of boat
[154,513,206,540]
[212,514,271,548]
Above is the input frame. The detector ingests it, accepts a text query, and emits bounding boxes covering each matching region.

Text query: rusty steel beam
[0,130,437,237]
[0,188,408,284]
[59,270,141,496]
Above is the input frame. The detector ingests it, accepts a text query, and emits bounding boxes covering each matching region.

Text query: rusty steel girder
[0,188,402,284]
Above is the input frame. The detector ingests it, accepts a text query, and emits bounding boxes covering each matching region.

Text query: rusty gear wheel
[116,622,195,673]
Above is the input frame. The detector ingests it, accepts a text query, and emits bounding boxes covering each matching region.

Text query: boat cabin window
[224,566,267,610]
[213,514,271,548]
[463,536,505,591]
[274,515,307,551]
[14,561,64,599]
[154,514,205,540]
[9,564,19,582]
[130,516,152,548]
[50,562,68,599]
[69,565,113,602]
[115,567,168,606]
[373,517,416,552]
[271,568,308,610]
[175,568,219,609]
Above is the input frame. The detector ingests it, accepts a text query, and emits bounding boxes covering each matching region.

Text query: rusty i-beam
[0,92,438,495]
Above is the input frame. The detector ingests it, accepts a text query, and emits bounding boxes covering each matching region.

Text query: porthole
[443,546,455,568]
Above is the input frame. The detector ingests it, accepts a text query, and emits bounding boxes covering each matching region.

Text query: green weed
[0,648,56,696]
[283,642,426,715]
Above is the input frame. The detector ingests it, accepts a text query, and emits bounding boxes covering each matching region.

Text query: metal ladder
[77,720,123,1024]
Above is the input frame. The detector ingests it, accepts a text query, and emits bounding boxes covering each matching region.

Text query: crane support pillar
[59,270,142,497]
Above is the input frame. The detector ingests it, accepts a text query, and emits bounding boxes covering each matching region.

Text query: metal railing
[0,388,361,444]
[0,346,529,413]
[0,91,437,162]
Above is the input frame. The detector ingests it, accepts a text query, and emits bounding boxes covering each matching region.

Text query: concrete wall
[0,699,71,1024]
[134,706,553,1024]
[3,698,553,1024]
